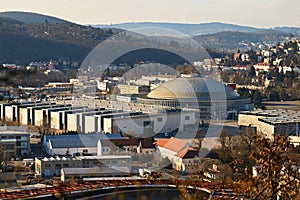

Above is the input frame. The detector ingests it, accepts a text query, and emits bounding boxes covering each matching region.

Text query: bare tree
[235,134,300,200]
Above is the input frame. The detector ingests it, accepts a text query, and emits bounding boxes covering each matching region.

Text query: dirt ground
[263,100,300,111]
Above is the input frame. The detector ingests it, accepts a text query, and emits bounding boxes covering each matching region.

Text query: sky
[0,0,299,28]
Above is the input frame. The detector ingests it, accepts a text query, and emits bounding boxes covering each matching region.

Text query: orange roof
[155,137,188,153]
[154,139,169,147]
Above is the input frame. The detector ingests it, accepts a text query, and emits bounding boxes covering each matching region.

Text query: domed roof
[147,76,240,101]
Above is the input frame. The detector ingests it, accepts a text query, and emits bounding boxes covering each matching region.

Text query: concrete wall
[50,147,97,156]
[4,105,13,121]
[19,107,30,125]
[105,111,196,135]
[35,157,82,177]
[84,115,97,133]
[238,114,260,127]
[257,121,274,138]
[34,109,45,126]
[50,111,60,129]
[67,113,78,131]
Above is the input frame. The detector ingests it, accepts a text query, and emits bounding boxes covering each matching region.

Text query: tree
[250,66,256,77]
[235,135,300,200]
[252,90,262,107]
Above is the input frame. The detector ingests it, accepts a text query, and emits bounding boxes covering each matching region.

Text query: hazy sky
[0,0,299,27]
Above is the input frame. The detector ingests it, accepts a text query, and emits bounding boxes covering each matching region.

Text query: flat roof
[77,155,132,160]
[240,109,300,125]
[0,126,29,135]
[30,104,71,110]
[45,133,125,148]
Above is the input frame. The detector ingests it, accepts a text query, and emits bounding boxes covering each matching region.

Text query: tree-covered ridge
[0,17,117,65]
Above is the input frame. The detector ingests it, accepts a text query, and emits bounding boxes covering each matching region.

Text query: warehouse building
[238,109,300,146]
[103,110,197,136]
[42,133,124,156]
[35,155,132,177]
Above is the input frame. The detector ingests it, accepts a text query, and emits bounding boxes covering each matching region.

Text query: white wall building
[155,137,200,173]
[103,110,197,136]
[42,133,124,156]
[238,110,300,146]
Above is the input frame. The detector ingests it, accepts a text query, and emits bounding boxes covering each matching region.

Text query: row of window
[156,116,190,122]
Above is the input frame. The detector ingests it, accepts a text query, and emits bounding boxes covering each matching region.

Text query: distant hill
[95,22,261,36]
[0,11,298,66]
[273,27,300,35]
[95,22,300,37]
[193,30,290,50]
[0,11,70,24]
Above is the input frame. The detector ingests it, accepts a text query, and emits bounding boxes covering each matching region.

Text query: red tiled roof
[154,139,169,147]
[155,137,188,153]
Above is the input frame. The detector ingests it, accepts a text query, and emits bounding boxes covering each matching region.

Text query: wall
[238,114,260,127]
[67,113,78,131]
[84,115,97,133]
[106,111,196,136]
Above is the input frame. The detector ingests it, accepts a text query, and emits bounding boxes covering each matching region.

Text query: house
[253,63,276,76]
[155,137,200,173]
[97,138,139,156]
[137,141,156,154]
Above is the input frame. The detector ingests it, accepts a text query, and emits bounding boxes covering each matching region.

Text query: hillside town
[0,5,300,200]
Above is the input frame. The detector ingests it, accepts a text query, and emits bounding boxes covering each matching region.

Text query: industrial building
[103,110,197,136]
[42,133,124,156]
[35,155,132,177]
[238,109,300,146]
[118,84,150,95]
[61,166,131,183]
[0,101,198,136]
[0,126,30,160]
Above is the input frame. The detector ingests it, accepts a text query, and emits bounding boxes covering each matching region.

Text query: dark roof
[176,147,199,159]
[47,133,125,148]
[140,141,155,148]
[100,138,139,147]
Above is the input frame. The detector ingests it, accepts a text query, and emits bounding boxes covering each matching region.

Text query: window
[63,163,69,167]
[16,141,21,146]
[16,136,21,139]
[185,116,190,120]
[157,117,162,122]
